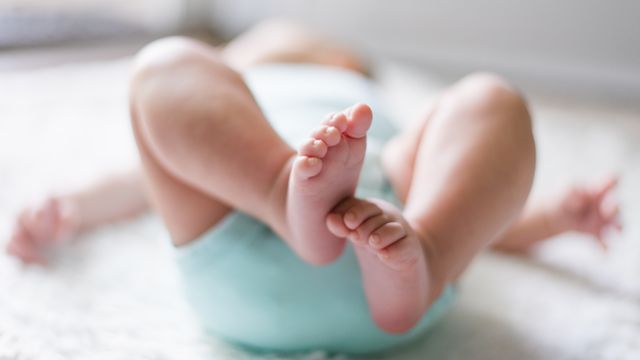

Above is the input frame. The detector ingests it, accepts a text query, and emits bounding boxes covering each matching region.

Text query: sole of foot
[287,103,372,265]
[326,196,434,333]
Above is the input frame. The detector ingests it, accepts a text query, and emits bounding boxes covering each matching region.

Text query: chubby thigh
[174,210,456,354]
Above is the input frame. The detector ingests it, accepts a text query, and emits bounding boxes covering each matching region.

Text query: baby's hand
[5,197,76,264]
[555,175,622,249]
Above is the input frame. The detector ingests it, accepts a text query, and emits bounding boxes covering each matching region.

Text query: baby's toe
[322,113,349,133]
[293,156,322,179]
[326,213,350,238]
[369,222,406,250]
[312,125,341,147]
[344,201,383,230]
[299,138,328,158]
[377,238,418,271]
[353,213,393,243]
[344,103,372,139]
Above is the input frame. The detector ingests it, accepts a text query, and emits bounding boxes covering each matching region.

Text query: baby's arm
[492,176,621,253]
[6,168,149,264]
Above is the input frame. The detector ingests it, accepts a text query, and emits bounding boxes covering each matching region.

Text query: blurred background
[2,0,639,104]
[1,1,639,359]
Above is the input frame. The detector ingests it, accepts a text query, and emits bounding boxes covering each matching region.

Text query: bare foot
[6,197,78,264]
[326,197,434,333]
[287,103,372,265]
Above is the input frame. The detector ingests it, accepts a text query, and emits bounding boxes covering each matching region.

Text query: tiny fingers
[595,232,609,252]
[6,231,44,264]
[592,175,619,202]
[601,202,619,222]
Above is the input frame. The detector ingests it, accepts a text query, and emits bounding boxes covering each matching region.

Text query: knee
[129,37,241,131]
[131,37,202,108]
[130,36,236,107]
[132,36,215,84]
[445,72,536,182]
[444,72,533,145]
[132,37,198,87]
[448,72,530,124]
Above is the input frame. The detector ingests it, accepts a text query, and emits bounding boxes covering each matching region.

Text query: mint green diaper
[174,64,455,354]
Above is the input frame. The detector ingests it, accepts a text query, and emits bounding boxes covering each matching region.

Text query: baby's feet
[6,197,77,264]
[326,197,434,333]
[287,104,372,265]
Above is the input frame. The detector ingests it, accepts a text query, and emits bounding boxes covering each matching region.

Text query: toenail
[307,157,320,166]
[370,234,381,245]
[347,106,355,117]
[345,211,356,224]
[313,140,323,147]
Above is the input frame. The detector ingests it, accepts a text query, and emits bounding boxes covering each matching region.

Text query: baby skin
[288,104,621,332]
[288,105,372,264]
[6,36,623,335]
[289,105,432,330]
[7,102,621,333]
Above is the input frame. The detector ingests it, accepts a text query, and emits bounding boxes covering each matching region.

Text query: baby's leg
[393,73,536,280]
[387,73,535,318]
[130,37,294,245]
[328,73,535,333]
[130,37,368,263]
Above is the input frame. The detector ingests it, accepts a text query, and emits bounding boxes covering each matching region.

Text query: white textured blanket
[0,58,638,360]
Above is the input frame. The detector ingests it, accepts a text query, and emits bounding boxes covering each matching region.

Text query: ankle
[411,222,449,305]
[262,152,296,237]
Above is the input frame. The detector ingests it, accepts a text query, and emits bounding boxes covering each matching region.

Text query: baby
[7,20,621,354]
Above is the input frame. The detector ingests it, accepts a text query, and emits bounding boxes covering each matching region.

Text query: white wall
[203,0,640,103]
[3,0,186,32]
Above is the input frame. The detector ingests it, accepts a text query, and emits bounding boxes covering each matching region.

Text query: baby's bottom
[128,25,535,346]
